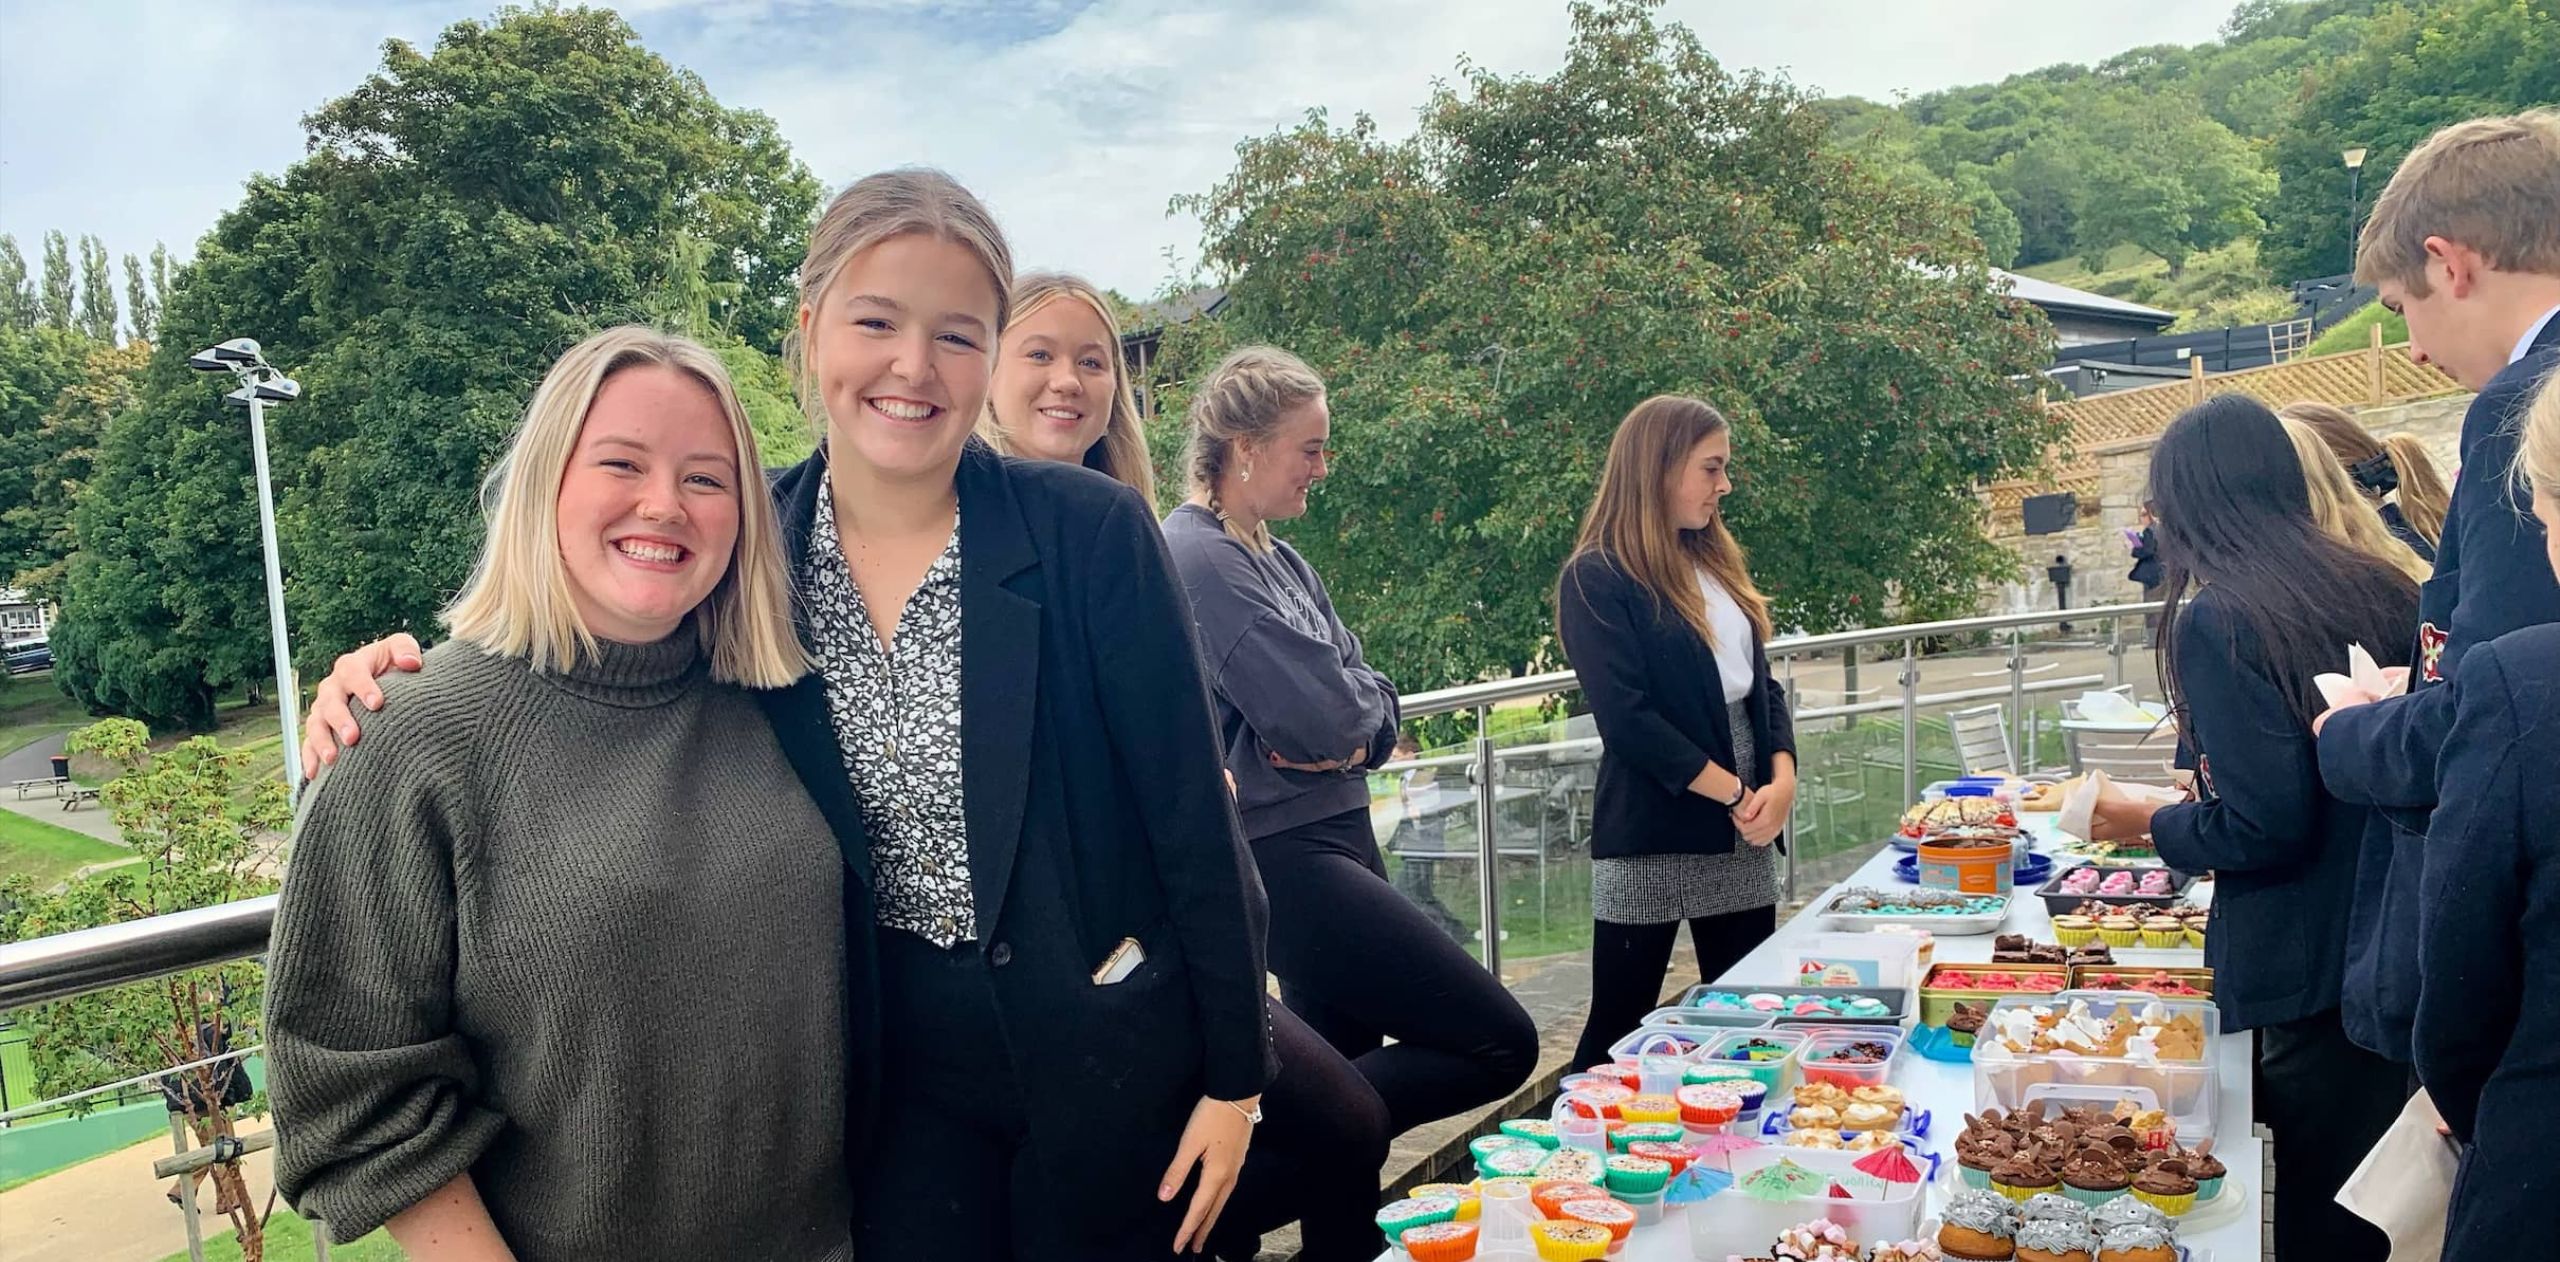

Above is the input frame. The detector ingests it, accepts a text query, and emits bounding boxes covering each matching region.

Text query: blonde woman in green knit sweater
[265,326,853,1261]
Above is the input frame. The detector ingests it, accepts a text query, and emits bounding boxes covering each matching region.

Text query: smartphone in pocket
[1092,937,1147,985]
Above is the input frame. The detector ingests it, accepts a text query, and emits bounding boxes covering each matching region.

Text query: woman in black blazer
[1556,396,1797,1071]
[2410,378,2560,1262]
[2090,395,2416,1262]
[289,172,1271,1261]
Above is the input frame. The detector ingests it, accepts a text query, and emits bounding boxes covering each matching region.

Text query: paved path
[0,732,124,847]
[0,1128,277,1262]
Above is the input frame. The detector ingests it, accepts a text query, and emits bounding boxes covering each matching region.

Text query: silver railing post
[169,1112,207,1262]
[1781,653,1799,907]
[1900,639,1920,804]
[2006,630,2028,771]
[1473,703,1502,980]
[2108,616,2128,690]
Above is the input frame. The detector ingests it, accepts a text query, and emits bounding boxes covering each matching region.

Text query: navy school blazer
[2409,625,2560,1262]
[755,442,1277,1222]
[2150,587,2392,1034]
[1556,548,1796,861]
[2318,315,2560,1060]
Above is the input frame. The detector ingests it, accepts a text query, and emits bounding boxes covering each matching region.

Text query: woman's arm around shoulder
[267,648,512,1243]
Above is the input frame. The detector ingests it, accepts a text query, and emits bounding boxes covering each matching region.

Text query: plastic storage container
[1678,983,1912,1028]
[1605,1024,1713,1066]
[1969,992,2222,1143]
[1916,961,2072,1028]
[1793,1027,1906,1091]
[1695,1028,1808,1092]
[1639,1004,1773,1033]
[2034,863,2196,914]
[1684,1146,1928,1255]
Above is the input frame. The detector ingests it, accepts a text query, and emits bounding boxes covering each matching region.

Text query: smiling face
[554,365,743,644]
[798,231,1002,484]
[1236,396,1330,523]
[1665,429,1734,532]
[990,295,1116,465]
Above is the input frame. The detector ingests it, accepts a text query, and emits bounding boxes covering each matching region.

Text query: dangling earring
[1241,463,1254,484]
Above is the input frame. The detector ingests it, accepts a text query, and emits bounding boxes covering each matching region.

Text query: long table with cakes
[1372,803,2265,1262]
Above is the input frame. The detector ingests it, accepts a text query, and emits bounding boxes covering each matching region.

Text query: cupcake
[1399,1220,1480,1262]
[1939,1187,2023,1260]
[1555,1197,1635,1246]
[2061,1152,2131,1208]
[2088,1196,2169,1235]
[2019,1193,2088,1224]
[1608,1121,1685,1152]
[1530,1179,1594,1219]
[1618,1093,1679,1124]
[1536,1146,1605,1184]
[2183,1148,2227,1201]
[1478,1145,1547,1179]
[2139,917,2184,949]
[2128,1163,2197,1217]
[1676,1083,1742,1128]
[2095,1223,2176,1262]
[1601,1152,1670,1196]
[2051,915,2099,947]
[1992,1154,2062,1202]
[1527,1219,1613,1261]
[2183,916,2207,949]
[2097,915,2142,948]
[1947,1000,1990,1049]
[1471,1134,1537,1164]
[1374,1194,1461,1239]
[1405,1182,1479,1221]
[1502,1117,1563,1149]
[2014,1218,2096,1262]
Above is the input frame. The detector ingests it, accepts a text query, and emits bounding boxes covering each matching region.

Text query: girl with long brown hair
[1556,395,1797,1071]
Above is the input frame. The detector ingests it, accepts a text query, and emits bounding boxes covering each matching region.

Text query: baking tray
[1819,892,2012,936]
[1677,983,1910,1028]
[2033,863,2197,915]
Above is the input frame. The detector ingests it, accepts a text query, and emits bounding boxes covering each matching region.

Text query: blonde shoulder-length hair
[979,271,1157,506]
[442,325,807,688]
[2279,417,2433,586]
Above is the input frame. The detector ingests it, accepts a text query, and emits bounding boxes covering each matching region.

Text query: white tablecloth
[1374,826,2265,1260]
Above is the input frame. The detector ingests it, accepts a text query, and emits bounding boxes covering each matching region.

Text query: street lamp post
[2343,146,2370,272]
[186,339,304,812]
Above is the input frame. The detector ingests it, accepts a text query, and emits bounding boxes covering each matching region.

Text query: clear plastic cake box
[1685,1145,1928,1254]
[1968,992,2223,1143]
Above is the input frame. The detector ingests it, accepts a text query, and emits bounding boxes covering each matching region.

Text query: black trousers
[1571,905,1777,1071]
[2256,1008,2405,1262]
[1206,1002,1391,1262]
[860,928,1181,1260]
[862,928,1391,1262]
[1255,807,1541,1137]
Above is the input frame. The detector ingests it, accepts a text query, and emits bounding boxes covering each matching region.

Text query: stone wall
[1979,392,2472,615]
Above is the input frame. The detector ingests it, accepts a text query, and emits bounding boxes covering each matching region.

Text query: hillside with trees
[1822,0,2557,323]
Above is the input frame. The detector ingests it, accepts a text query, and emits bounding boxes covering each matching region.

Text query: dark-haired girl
[2091,394,2416,1262]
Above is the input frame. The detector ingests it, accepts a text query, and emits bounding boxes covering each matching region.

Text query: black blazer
[1556,549,1796,861]
[2149,587,2391,1034]
[2411,625,2560,1261]
[756,443,1277,1222]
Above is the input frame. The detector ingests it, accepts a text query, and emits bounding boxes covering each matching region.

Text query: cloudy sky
[0,0,2236,297]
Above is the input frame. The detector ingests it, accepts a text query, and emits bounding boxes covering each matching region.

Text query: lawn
[0,810,127,887]
[2015,241,2297,333]
[152,1207,402,1262]
[0,670,87,761]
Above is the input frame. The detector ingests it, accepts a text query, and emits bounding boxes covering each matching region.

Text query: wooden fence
[1986,327,2462,524]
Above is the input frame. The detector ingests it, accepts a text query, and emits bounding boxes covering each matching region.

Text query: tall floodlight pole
[2342,146,2370,272]
[187,339,304,812]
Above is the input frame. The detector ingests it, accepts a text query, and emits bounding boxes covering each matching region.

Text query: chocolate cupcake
[2061,1151,2131,1207]
[2129,1163,2197,1217]
[1992,1153,2061,1202]
[2183,1148,2227,1201]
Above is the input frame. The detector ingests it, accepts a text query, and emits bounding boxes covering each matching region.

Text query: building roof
[1990,268,2176,326]
[1130,286,1230,333]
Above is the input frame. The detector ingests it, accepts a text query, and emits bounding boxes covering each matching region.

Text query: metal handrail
[0,600,2159,1010]
[1399,600,2156,718]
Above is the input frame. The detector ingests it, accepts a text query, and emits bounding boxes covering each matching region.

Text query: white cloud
[0,0,2237,299]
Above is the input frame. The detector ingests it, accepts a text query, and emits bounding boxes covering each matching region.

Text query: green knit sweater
[266,636,852,1260]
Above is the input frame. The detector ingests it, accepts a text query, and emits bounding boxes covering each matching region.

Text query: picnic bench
[59,785,101,810]
[12,775,71,799]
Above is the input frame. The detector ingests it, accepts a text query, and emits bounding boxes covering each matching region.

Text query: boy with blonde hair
[2318,109,2560,1082]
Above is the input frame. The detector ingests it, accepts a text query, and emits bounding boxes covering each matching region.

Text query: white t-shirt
[1696,568,1756,705]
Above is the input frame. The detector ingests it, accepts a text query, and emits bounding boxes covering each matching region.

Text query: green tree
[124,251,161,343]
[0,236,34,329]
[2261,0,2560,281]
[52,7,821,725]
[6,338,148,602]
[39,231,74,330]
[1,719,289,1260]
[1161,0,2060,691]
[77,235,118,343]
[0,325,97,580]
[2066,91,2273,276]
